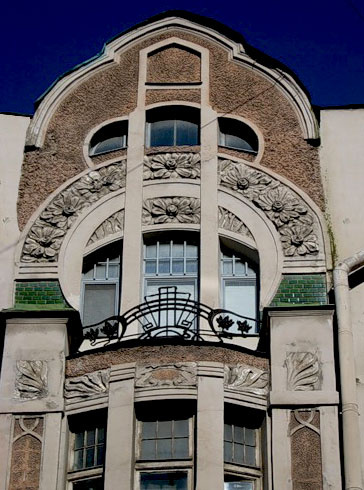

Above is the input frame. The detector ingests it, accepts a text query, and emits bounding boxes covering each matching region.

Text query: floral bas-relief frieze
[286,352,321,391]
[224,365,269,396]
[135,363,197,388]
[218,207,255,241]
[143,153,200,180]
[87,210,125,245]
[14,360,48,400]
[218,159,320,257]
[142,197,200,225]
[64,370,110,399]
[21,161,126,262]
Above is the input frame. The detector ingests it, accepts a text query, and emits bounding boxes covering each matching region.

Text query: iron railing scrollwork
[82,286,260,347]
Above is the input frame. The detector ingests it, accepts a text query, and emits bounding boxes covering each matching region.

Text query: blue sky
[2,0,363,114]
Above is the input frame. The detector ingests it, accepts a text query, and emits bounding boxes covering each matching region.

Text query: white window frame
[81,254,121,327]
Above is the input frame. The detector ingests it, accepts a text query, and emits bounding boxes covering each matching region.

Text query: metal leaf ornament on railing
[81,286,259,348]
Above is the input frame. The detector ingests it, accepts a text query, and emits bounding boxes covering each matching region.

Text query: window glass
[140,418,190,460]
[73,479,104,490]
[219,118,258,153]
[89,121,128,156]
[224,480,253,490]
[72,421,106,471]
[147,107,199,147]
[140,472,188,490]
[83,284,117,327]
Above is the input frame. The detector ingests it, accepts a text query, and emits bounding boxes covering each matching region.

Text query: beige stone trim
[0,414,12,490]
[40,412,62,490]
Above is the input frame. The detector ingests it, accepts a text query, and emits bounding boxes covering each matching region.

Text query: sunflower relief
[143,153,200,180]
[219,159,320,257]
[142,197,200,225]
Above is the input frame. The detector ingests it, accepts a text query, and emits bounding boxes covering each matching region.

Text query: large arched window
[81,242,121,326]
[143,234,199,301]
[220,241,258,332]
[146,106,200,147]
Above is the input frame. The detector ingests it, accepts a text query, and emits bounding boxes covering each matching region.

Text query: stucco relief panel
[135,363,197,388]
[219,158,321,258]
[224,364,269,396]
[285,351,321,391]
[87,209,124,246]
[143,153,200,180]
[142,197,200,225]
[65,369,110,400]
[21,161,126,262]
[14,360,48,400]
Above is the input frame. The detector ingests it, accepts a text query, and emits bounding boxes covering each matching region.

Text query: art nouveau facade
[0,11,363,490]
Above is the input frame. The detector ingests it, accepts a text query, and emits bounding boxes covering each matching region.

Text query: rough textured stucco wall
[145,89,201,105]
[18,28,323,230]
[66,344,268,376]
[147,46,201,83]
[8,417,43,490]
[290,410,323,489]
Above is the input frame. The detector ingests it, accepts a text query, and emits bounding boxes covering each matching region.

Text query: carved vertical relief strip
[290,410,323,489]
[8,416,44,490]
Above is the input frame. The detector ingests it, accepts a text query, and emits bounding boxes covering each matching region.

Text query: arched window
[221,241,258,332]
[143,235,199,301]
[146,106,200,147]
[89,121,128,156]
[81,242,121,326]
[218,118,258,154]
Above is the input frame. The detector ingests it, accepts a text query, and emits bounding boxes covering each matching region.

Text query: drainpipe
[334,251,364,490]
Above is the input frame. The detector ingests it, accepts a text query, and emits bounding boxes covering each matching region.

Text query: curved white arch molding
[59,192,126,309]
[26,16,318,147]
[218,190,283,308]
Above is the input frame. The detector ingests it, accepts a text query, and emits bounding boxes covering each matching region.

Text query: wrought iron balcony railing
[82,286,260,347]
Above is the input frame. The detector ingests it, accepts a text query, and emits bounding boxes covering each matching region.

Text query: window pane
[150,120,175,146]
[186,244,197,257]
[245,445,256,466]
[86,429,95,446]
[157,439,172,459]
[74,449,84,470]
[86,447,95,467]
[234,425,244,444]
[172,259,184,274]
[245,428,255,446]
[74,479,104,490]
[224,441,232,462]
[140,472,188,490]
[97,427,105,444]
[159,243,170,258]
[143,421,157,439]
[146,244,157,258]
[186,259,197,274]
[223,261,233,275]
[158,420,172,438]
[224,424,232,442]
[223,280,256,331]
[93,135,125,154]
[224,481,253,490]
[95,264,107,279]
[234,443,244,463]
[174,419,189,437]
[225,133,254,151]
[141,439,156,459]
[172,243,184,258]
[96,444,105,466]
[145,260,157,274]
[158,259,170,274]
[75,432,84,449]
[108,264,119,278]
[234,259,245,276]
[83,284,117,326]
[174,438,189,458]
[176,120,198,145]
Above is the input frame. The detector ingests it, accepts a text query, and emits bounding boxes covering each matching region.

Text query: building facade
[0,11,363,490]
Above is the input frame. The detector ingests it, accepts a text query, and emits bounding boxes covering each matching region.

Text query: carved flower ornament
[144,153,200,180]
[280,224,319,256]
[22,225,65,261]
[21,161,126,262]
[142,197,200,225]
[219,160,272,199]
[254,187,307,227]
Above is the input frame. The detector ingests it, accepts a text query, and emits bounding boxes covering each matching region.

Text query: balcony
[81,286,259,350]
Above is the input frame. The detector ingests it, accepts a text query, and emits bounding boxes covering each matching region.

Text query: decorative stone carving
[143,153,200,180]
[87,210,124,245]
[224,365,269,395]
[22,161,126,262]
[135,363,197,388]
[290,409,320,437]
[286,352,320,391]
[218,207,254,241]
[14,360,48,400]
[218,159,319,256]
[64,370,110,399]
[142,197,200,225]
